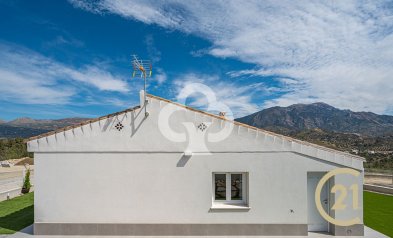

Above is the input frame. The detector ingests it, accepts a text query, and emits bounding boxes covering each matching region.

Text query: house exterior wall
[33,152,363,236]
[29,95,364,236]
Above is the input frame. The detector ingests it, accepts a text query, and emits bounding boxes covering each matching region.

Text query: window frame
[212,172,248,205]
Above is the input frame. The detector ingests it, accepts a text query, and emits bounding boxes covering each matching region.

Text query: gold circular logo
[315,168,361,226]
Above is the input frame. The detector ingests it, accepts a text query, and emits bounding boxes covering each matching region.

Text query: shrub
[21,169,31,194]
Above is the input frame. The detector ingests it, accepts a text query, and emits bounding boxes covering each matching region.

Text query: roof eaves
[147,94,366,162]
[25,105,140,143]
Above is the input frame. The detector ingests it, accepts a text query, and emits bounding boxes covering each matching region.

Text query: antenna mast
[132,55,152,117]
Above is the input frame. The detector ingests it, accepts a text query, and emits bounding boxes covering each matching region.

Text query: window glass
[231,174,243,200]
[215,174,226,200]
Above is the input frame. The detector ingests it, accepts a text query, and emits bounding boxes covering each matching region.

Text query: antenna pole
[132,55,152,118]
[144,71,147,117]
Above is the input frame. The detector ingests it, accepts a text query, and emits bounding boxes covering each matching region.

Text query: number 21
[331,184,359,210]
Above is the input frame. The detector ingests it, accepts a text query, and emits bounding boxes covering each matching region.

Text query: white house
[27,91,365,236]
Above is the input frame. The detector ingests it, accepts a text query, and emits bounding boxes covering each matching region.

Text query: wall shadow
[0,205,33,233]
[177,154,192,167]
[130,106,147,137]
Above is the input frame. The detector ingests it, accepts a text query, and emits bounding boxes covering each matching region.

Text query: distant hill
[289,128,393,169]
[8,117,38,125]
[0,117,89,138]
[236,102,393,136]
[0,124,49,139]
[6,117,88,130]
[236,103,393,169]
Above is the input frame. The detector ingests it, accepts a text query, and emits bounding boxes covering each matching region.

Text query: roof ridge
[25,106,140,142]
[147,94,365,162]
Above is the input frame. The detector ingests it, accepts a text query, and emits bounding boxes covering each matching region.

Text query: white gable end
[27,94,364,170]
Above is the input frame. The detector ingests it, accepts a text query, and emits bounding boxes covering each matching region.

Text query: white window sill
[210,203,250,211]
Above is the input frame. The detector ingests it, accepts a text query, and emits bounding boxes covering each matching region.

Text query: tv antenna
[132,55,152,117]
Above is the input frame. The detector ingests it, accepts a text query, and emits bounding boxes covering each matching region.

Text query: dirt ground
[0,165,34,173]
[365,174,393,188]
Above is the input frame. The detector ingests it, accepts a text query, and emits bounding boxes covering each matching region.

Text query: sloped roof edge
[25,93,365,163]
[25,106,140,142]
[147,94,366,162]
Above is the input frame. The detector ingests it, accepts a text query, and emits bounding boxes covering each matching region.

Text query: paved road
[0,166,34,201]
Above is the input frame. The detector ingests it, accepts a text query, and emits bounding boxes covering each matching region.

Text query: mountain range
[1,103,392,168]
[0,117,88,138]
[236,102,393,136]
[2,103,393,139]
[235,103,393,169]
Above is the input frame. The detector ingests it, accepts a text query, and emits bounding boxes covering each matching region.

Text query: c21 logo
[315,168,361,226]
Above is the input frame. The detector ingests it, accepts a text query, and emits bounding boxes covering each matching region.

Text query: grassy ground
[0,192,33,234]
[364,191,393,237]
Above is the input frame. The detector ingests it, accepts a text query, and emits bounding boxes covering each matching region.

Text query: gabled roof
[26,94,365,164]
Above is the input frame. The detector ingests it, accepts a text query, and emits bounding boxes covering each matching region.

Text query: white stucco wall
[34,152,362,224]
[29,94,364,225]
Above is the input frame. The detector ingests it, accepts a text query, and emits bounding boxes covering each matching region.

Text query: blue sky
[0,0,392,120]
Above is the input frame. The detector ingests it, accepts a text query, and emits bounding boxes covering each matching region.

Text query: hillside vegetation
[290,129,393,169]
[0,138,33,161]
[0,124,49,139]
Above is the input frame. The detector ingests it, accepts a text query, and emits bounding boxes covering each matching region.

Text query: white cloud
[0,42,129,104]
[172,73,262,117]
[145,35,161,63]
[62,66,129,92]
[154,68,167,84]
[44,35,84,48]
[0,68,74,104]
[70,0,393,114]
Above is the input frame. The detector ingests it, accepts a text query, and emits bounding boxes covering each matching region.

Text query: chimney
[139,90,145,107]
